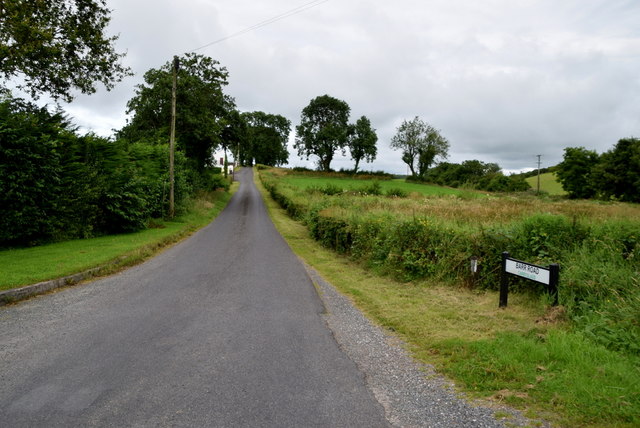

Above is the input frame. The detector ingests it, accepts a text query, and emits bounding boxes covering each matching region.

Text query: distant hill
[525,172,567,195]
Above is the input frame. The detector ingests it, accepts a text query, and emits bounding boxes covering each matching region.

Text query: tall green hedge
[0,96,202,246]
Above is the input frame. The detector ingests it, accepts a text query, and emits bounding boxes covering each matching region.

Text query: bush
[0,95,222,246]
[385,187,408,198]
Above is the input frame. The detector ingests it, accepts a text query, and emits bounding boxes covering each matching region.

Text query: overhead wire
[191,0,329,52]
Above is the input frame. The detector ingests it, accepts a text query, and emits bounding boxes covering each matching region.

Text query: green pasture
[281,175,465,197]
[526,172,567,195]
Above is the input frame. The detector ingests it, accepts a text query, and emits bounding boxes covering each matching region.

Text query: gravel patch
[305,263,549,428]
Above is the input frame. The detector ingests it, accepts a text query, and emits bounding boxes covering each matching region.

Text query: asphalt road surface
[0,169,390,427]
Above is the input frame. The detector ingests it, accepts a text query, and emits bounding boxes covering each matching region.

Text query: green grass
[526,172,567,195]
[255,169,640,428]
[281,175,465,197]
[0,186,236,291]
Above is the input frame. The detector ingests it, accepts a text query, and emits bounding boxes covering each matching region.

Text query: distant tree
[426,160,501,188]
[0,0,132,102]
[592,138,640,202]
[556,147,600,199]
[347,116,378,173]
[479,173,531,192]
[243,111,291,166]
[295,95,351,171]
[119,53,234,170]
[390,116,449,177]
[221,109,248,166]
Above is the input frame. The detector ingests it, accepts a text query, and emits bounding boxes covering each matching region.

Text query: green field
[526,172,567,195]
[281,175,466,197]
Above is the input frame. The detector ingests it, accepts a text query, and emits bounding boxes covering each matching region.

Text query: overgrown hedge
[0,95,226,247]
[260,170,640,356]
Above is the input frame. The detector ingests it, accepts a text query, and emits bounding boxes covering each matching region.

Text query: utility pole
[536,154,542,195]
[169,56,179,218]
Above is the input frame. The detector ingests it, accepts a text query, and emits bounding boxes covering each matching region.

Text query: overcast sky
[53,0,640,174]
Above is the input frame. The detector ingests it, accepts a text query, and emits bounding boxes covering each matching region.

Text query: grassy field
[0,186,236,291]
[526,172,567,195]
[258,167,640,427]
[281,175,466,197]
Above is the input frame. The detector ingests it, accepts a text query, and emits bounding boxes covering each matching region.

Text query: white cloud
[28,0,640,174]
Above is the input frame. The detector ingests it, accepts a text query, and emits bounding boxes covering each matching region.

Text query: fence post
[549,264,560,306]
[499,252,509,308]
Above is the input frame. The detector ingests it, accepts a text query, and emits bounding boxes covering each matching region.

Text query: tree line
[556,139,640,202]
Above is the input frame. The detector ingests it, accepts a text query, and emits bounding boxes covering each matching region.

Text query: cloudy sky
[52,0,640,174]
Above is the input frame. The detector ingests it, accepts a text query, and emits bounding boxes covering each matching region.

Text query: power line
[191,0,329,52]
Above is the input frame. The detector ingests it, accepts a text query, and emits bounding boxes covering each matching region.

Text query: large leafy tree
[242,111,290,166]
[295,94,350,172]
[348,116,377,173]
[0,0,131,102]
[556,147,600,199]
[221,109,248,166]
[390,116,449,177]
[119,53,234,170]
[593,138,640,202]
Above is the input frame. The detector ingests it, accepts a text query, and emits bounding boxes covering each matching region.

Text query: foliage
[259,168,640,357]
[478,172,531,192]
[242,111,291,166]
[426,160,500,188]
[556,147,600,198]
[347,115,378,173]
[1,189,233,291]
[423,160,530,192]
[220,109,247,166]
[390,116,449,178]
[294,94,351,171]
[0,0,132,102]
[259,176,640,427]
[593,138,640,202]
[0,94,227,247]
[119,53,234,171]
[556,139,640,202]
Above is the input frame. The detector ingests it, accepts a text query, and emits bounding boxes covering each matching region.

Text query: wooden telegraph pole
[536,154,542,195]
[169,56,179,218]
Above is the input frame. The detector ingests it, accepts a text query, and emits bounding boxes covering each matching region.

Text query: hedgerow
[259,168,640,356]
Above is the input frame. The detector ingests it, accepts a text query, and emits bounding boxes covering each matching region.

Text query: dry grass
[317,193,640,227]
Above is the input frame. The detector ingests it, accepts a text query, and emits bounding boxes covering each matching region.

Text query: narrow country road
[0,169,390,427]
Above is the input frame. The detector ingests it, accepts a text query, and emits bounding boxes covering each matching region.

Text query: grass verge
[255,171,640,428]
[0,183,237,291]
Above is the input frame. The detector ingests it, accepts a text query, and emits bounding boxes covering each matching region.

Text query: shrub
[385,187,408,198]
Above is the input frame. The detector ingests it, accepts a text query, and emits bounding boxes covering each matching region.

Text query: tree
[390,116,449,178]
[221,109,248,166]
[556,147,600,199]
[593,138,640,202]
[426,160,501,188]
[348,116,377,173]
[295,94,350,171]
[119,53,234,171]
[242,111,291,167]
[0,0,132,102]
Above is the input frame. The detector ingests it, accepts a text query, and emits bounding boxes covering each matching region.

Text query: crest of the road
[0,169,519,427]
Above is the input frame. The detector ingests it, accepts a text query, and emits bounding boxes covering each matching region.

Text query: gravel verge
[304,262,549,428]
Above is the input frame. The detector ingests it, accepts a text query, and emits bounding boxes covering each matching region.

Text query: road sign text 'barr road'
[500,252,559,308]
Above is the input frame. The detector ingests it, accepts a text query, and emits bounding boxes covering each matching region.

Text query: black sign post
[500,252,559,308]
